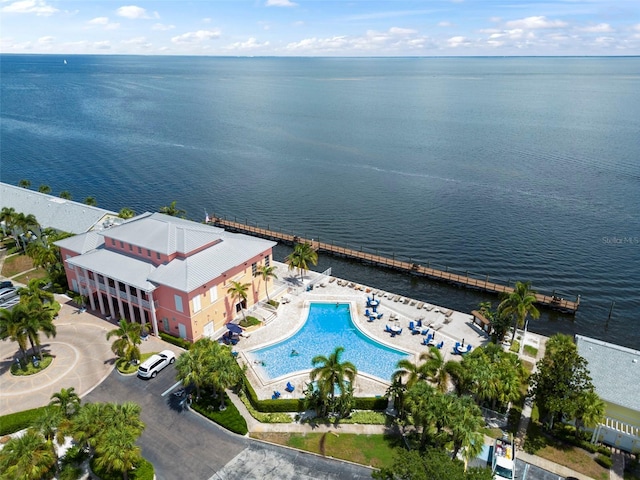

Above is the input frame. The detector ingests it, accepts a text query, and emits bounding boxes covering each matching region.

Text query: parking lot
[85,367,374,480]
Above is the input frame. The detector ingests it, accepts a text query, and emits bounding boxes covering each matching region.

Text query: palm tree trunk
[510,316,519,343]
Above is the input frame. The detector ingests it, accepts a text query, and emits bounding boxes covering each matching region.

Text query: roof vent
[633,359,638,363]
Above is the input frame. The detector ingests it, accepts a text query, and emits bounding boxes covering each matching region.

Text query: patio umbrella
[227,323,242,334]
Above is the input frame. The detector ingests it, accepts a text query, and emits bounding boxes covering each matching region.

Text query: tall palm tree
[450,396,485,468]
[19,299,58,359]
[285,242,318,282]
[0,428,57,480]
[18,179,31,189]
[84,196,97,206]
[59,190,72,200]
[38,184,52,194]
[423,346,459,393]
[48,387,81,419]
[310,346,357,415]
[255,264,277,301]
[18,278,55,305]
[227,280,250,321]
[106,319,143,365]
[94,427,142,480]
[498,280,540,343]
[0,206,16,237]
[574,390,605,438]
[175,339,213,400]
[392,353,429,389]
[118,207,136,219]
[210,348,244,411]
[12,212,39,252]
[404,381,438,449]
[159,200,186,218]
[0,307,30,365]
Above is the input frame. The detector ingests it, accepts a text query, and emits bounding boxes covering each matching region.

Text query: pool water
[248,302,410,382]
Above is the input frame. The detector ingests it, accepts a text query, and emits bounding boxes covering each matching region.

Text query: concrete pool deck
[233,262,507,400]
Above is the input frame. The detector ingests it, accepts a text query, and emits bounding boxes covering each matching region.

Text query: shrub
[238,391,293,423]
[510,341,521,353]
[58,465,83,480]
[91,457,154,480]
[267,299,279,308]
[0,406,52,435]
[159,332,190,350]
[239,316,261,328]
[523,345,538,357]
[596,454,613,469]
[341,410,386,424]
[11,354,53,376]
[354,397,387,411]
[192,392,248,435]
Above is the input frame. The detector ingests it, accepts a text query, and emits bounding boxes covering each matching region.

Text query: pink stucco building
[55,212,276,342]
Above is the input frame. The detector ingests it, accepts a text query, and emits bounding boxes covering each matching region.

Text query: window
[265,255,270,267]
[251,262,257,276]
[111,238,115,246]
[147,249,151,257]
[88,271,94,280]
[120,241,124,248]
[129,244,133,251]
[65,254,74,270]
[138,246,142,254]
[192,295,201,312]
[209,286,217,303]
[162,318,169,331]
[156,252,161,260]
[174,295,183,312]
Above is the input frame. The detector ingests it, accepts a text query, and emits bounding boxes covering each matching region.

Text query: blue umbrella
[227,323,242,334]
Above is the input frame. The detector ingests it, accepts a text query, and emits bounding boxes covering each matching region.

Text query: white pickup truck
[492,434,515,480]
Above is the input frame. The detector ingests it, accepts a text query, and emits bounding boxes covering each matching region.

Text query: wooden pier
[210,216,580,314]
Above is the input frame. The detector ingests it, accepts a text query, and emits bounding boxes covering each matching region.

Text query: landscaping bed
[10,354,53,376]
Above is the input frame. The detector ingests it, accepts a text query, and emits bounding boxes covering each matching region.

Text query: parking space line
[161,380,183,397]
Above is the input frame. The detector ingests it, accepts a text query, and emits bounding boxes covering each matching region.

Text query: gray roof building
[575,335,640,412]
[0,182,120,234]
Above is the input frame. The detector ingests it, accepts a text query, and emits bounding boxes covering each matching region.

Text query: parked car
[0,287,17,303]
[0,280,14,289]
[137,350,176,379]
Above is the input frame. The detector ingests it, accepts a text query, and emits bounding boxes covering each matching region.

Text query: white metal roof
[0,182,118,234]
[575,335,640,412]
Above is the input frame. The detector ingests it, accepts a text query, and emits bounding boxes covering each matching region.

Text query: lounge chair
[416,319,422,328]
[421,328,429,336]
[416,302,424,309]
[409,321,415,331]
[368,315,375,322]
[285,382,295,393]
[365,309,371,317]
[272,391,281,399]
[385,325,393,333]
[436,341,444,349]
[377,313,383,319]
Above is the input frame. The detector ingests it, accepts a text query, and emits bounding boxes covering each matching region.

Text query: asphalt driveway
[84,367,374,480]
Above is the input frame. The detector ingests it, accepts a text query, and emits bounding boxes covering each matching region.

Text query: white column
[82,268,96,311]
[148,291,159,336]
[106,281,116,319]
[93,274,105,315]
[125,284,136,322]
[115,282,125,318]
[136,287,146,327]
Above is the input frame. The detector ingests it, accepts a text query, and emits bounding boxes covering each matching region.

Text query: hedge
[192,393,248,435]
[596,454,613,469]
[91,457,154,480]
[159,332,190,350]
[0,406,52,435]
[354,396,388,411]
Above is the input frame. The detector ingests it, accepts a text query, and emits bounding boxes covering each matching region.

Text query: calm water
[1,55,639,349]
[248,303,409,382]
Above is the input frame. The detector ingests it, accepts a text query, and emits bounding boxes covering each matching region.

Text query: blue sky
[1,0,639,56]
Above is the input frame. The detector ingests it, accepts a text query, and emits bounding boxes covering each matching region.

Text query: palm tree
[498,280,540,343]
[18,179,31,189]
[159,200,186,218]
[175,339,213,400]
[18,278,55,305]
[0,428,57,480]
[0,206,16,237]
[574,390,605,438]
[49,387,81,418]
[450,396,485,468]
[255,264,277,301]
[210,348,244,410]
[70,402,109,453]
[93,427,142,480]
[19,299,58,359]
[227,280,250,321]
[59,190,72,200]
[84,196,97,206]
[0,307,30,365]
[118,207,136,219]
[38,184,52,194]
[392,353,429,390]
[285,242,318,282]
[310,346,357,415]
[12,212,39,252]
[106,319,143,365]
[423,347,459,393]
[404,381,438,449]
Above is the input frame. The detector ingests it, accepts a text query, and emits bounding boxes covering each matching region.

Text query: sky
[1,0,639,56]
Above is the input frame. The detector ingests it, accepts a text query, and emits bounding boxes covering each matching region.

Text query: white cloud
[447,36,471,47]
[202,17,212,23]
[225,37,270,51]
[152,23,175,31]
[388,27,417,36]
[121,36,152,49]
[266,0,297,7]
[38,35,54,44]
[88,17,109,25]
[577,23,613,33]
[505,16,567,30]
[116,5,157,20]
[437,21,452,28]
[171,30,221,44]
[94,41,111,50]
[2,0,58,16]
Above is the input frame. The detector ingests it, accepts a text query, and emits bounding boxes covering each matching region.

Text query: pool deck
[234,263,496,400]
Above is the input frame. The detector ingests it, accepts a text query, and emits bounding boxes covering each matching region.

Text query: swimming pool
[248,302,410,382]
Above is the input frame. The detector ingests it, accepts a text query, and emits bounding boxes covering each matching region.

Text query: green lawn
[13,268,48,284]
[251,432,401,469]
[10,354,53,376]
[1,253,34,277]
